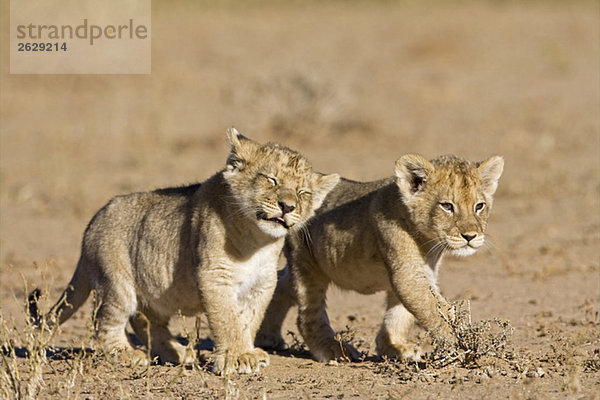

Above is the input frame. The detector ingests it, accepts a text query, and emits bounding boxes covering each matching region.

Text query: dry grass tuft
[0,276,220,399]
[285,330,308,355]
[425,300,514,369]
[1,281,66,399]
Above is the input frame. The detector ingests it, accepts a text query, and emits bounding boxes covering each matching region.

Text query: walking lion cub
[256,154,503,362]
[29,128,339,375]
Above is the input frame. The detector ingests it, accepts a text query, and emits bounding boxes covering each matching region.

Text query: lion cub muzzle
[257,187,299,229]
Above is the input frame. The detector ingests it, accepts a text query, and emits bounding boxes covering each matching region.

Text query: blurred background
[1,0,598,321]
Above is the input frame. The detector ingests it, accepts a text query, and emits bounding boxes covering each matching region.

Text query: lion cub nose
[278,201,296,215]
[461,232,477,242]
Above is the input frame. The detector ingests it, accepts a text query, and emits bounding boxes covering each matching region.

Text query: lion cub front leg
[294,264,360,362]
[256,266,297,350]
[205,301,268,375]
[387,262,455,344]
[201,269,269,375]
[375,291,421,361]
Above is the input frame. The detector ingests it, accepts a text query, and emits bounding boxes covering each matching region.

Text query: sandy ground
[1,1,598,399]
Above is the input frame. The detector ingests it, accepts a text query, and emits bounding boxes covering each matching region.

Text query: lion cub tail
[28,258,92,328]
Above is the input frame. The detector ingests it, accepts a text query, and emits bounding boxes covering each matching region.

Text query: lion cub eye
[440,202,454,213]
[266,176,278,186]
[298,188,312,197]
[475,202,486,213]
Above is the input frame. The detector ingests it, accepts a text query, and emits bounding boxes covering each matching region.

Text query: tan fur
[256,154,504,362]
[30,128,339,375]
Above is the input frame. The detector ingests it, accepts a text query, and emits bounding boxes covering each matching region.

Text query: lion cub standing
[257,154,503,362]
[30,129,339,375]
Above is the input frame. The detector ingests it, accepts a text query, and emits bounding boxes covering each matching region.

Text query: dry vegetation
[1,0,599,398]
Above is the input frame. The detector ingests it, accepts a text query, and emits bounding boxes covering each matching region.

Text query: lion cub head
[223,128,340,238]
[395,154,504,257]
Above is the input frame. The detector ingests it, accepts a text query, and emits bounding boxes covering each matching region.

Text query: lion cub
[29,128,339,374]
[256,154,504,362]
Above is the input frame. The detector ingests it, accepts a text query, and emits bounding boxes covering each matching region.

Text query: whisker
[426,240,447,259]
[301,224,313,248]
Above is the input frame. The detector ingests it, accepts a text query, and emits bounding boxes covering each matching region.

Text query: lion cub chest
[230,242,281,302]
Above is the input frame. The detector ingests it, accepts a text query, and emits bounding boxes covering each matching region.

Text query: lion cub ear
[225,127,257,174]
[395,154,435,200]
[311,173,341,210]
[478,155,504,196]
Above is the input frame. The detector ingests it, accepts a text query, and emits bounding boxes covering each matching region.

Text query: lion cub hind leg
[130,310,195,365]
[375,291,421,361]
[295,267,360,362]
[95,286,149,367]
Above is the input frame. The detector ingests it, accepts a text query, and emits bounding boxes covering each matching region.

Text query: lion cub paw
[213,348,270,375]
[155,341,196,365]
[310,339,360,363]
[376,340,422,362]
[105,347,150,367]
